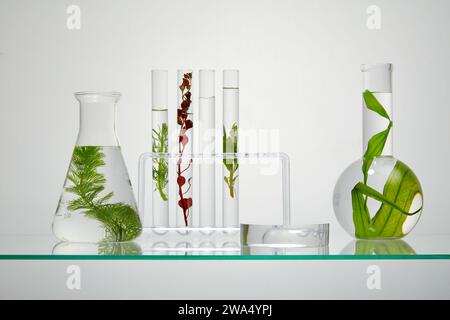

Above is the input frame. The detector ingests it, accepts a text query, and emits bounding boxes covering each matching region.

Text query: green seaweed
[223,123,239,198]
[66,146,142,242]
[152,123,169,201]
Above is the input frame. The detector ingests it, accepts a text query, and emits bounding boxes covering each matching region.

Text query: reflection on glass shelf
[53,242,143,255]
[242,224,329,248]
[49,230,242,256]
[1,233,450,259]
[341,239,416,255]
[241,246,329,255]
[137,229,240,255]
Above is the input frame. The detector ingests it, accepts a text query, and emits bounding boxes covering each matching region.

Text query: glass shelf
[0,231,449,260]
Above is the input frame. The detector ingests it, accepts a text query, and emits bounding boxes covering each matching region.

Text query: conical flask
[53,92,142,243]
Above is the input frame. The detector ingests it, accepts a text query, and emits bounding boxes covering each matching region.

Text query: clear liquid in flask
[54,146,141,242]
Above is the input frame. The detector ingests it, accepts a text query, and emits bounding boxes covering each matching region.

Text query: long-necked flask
[53,92,142,242]
[333,64,423,239]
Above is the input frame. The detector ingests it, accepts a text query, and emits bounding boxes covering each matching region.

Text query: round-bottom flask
[333,156,423,239]
[333,64,423,239]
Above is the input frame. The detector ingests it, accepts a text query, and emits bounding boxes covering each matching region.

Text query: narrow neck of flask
[75,92,120,147]
[362,64,393,157]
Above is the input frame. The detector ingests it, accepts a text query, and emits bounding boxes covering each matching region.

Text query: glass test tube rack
[138,152,329,248]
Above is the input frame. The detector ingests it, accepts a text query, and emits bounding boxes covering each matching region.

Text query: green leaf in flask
[351,90,423,239]
[352,162,423,239]
[369,160,423,238]
[363,90,391,120]
[362,122,392,184]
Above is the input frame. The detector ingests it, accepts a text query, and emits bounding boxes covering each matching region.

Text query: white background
[0,0,449,237]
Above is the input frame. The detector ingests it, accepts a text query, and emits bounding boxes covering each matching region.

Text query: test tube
[151,70,169,227]
[199,70,216,227]
[176,70,194,227]
[222,70,239,228]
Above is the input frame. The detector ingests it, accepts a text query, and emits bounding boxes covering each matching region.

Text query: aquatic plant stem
[176,72,193,227]
[223,124,239,198]
[152,123,169,201]
[352,91,423,238]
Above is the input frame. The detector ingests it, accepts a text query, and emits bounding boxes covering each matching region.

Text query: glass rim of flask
[361,63,392,72]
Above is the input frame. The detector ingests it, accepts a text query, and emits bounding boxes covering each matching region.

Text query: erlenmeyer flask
[53,92,142,243]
